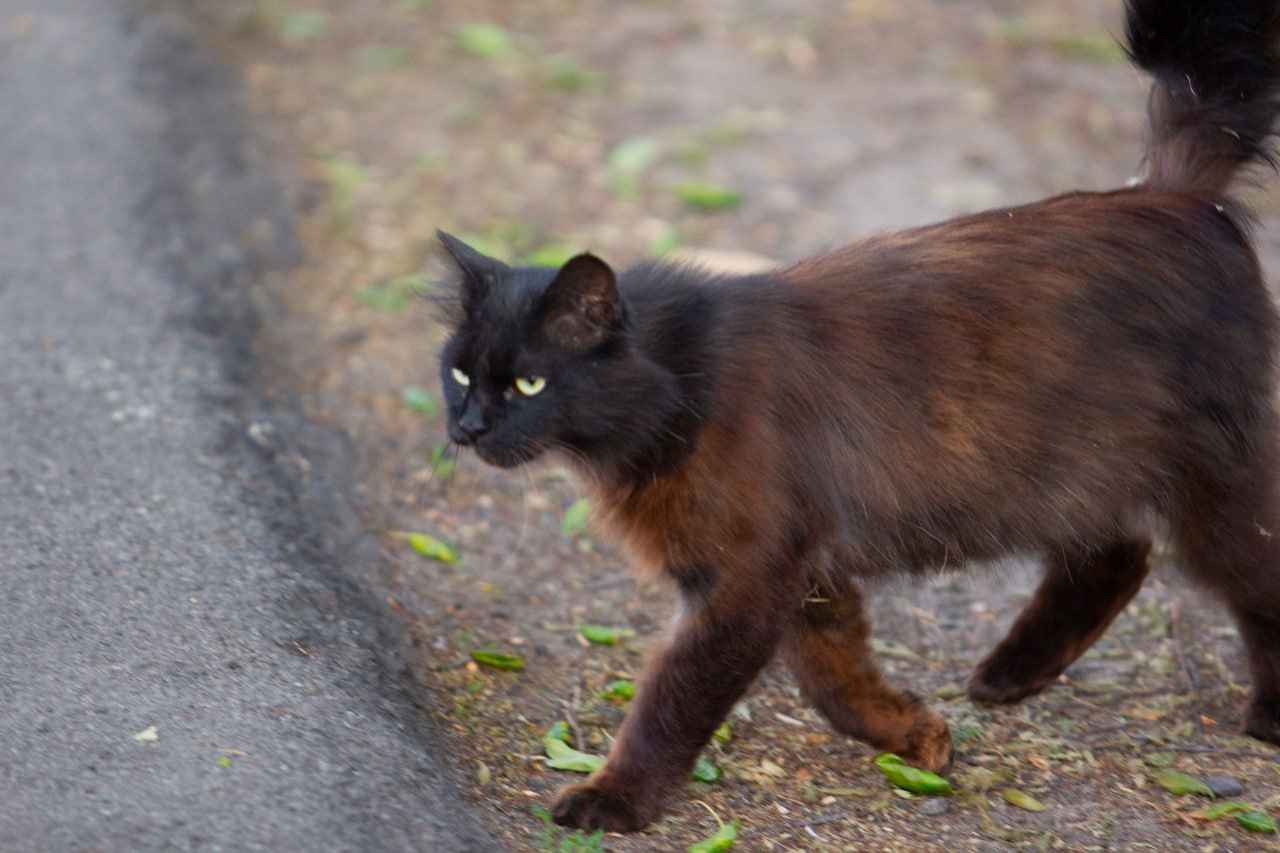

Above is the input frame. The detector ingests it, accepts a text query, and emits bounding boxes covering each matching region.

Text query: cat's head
[435,230,677,470]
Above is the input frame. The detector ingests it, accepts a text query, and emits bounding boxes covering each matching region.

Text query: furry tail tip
[1124,0,1280,194]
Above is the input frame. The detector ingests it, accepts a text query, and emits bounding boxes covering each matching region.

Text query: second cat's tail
[1125,0,1280,194]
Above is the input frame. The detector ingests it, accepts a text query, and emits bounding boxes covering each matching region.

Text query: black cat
[437,0,1280,832]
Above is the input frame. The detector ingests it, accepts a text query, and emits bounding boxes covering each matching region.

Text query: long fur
[438,0,1280,834]
[1127,0,1280,192]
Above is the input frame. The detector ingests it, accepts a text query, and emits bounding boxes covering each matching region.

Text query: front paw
[551,782,653,833]
[899,710,955,775]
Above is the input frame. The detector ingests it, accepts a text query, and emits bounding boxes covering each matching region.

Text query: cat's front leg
[781,585,954,773]
[552,569,791,832]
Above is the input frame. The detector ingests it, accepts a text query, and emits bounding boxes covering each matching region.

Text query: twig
[564,685,585,749]
[1089,742,1276,760]
[1169,600,1204,737]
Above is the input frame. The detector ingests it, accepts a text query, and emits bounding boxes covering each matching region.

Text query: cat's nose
[455,407,490,444]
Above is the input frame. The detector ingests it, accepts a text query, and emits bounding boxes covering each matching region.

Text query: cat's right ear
[539,253,622,350]
[434,230,509,321]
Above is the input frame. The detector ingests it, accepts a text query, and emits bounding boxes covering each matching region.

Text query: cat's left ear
[436,229,509,317]
[539,253,622,350]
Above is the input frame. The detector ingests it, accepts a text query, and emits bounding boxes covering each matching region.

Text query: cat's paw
[551,782,652,833]
[1243,695,1280,747]
[898,710,955,775]
[965,662,1051,706]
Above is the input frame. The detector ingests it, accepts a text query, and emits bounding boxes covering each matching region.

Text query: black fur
[1126,0,1280,191]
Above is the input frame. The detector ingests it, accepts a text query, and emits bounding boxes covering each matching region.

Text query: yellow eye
[450,367,470,387]
[514,375,547,397]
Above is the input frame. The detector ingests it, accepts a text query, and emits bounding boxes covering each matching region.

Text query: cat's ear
[435,229,509,318]
[539,253,622,350]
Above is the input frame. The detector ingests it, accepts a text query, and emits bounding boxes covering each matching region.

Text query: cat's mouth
[474,441,539,469]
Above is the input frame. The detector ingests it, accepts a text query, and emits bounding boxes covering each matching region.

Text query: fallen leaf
[393,531,459,564]
[598,680,635,702]
[469,650,526,671]
[1237,812,1277,833]
[875,754,954,796]
[561,498,591,537]
[400,386,437,417]
[456,22,512,59]
[133,725,158,742]
[691,756,721,783]
[869,638,921,660]
[1002,788,1049,811]
[818,786,873,797]
[758,759,787,778]
[672,181,743,211]
[609,136,661,174]
[687,818,739,853]
[543,722,606,773]
[579,624,627,645]
[1157,769,1213,797]
[1197,801,1258,821]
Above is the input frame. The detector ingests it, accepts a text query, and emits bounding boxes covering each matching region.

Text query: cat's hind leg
[1172,460,1280,746]
[781,585,953,772]
[968,537,1151,704]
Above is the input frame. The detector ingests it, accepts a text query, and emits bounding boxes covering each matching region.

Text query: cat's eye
[450,367,471,387]
[514,375,547,397]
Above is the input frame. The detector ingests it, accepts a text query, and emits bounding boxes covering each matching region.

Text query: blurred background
[188,1,1280,850]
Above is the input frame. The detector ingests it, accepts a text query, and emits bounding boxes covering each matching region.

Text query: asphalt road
[0,1,492,849]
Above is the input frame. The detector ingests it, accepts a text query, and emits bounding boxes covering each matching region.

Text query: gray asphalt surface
[0,1,493,849]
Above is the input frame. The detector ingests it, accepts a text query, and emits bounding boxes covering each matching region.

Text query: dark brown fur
[438,0,1280,834]
[550,192,1280,831]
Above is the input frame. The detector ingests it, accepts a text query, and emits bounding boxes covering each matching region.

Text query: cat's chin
[475,443,539,469]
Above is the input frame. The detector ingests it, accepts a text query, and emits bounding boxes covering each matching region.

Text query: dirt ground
[192,1,1280,849]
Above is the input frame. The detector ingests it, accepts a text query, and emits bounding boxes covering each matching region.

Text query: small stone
[1205,774,1245,798]
[919,798,951,816]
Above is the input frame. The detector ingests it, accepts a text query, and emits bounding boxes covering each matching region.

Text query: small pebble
[1206,774,1244,798]
[919,798,951,816]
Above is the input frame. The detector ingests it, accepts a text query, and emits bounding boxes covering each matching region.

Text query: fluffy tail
[1125,0,1280,194]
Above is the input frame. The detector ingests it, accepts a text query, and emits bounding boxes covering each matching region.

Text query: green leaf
[1001,788,1049,811]
[278,11,328,42]
[869,638,921,660]
[524,246,576,268]
[1157,769,1213,797]
[1237,812,1277,833]
[1199,801,1259,821]
[470,650,526,671]
[579,625,625,645]
[691,756,721,783]
[648,225,680,257]
[393,531,459,564]
[561,498,591,537]
[353,44,410,72]
[687,819,739,853]
[543,723,606,773]
[1050,33,1125,64]
[428,444,456,480]
[598,680,635,702]
[609,136,661,174]
[713,721,731,743]
[673,181,743,211]
[874,754,954,796]
[400,386,437,417]
[542,57,603,93]
[456,22,512,59]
